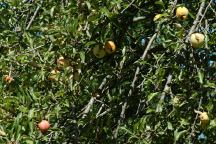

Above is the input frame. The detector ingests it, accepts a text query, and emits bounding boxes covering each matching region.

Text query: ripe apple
[38,120,50,133]
[176,6,189,20]
[93,45,106,58]
[49,69,60,81]
[57,56,69,68]
[195,110,209,128]
[199,112,209,128]
[190,33,205,48]
[104,41,116,54]
[3,75,14,83]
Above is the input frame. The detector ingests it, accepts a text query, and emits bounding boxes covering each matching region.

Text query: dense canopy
[0,0,215,143]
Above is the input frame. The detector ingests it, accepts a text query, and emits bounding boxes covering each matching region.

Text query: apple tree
[0,0,215,143]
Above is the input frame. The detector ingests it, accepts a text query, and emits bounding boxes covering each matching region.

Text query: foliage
[0,0,215,143]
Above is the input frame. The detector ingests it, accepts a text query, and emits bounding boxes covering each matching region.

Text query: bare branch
[80,75,112,118]
[156,74,173,112]
[121,0,136,14]
[171,0,178,14]
[96,108,111,118]
[121,33,157,119]
[26,5,41,30]
[186,1,206,41]
[189,97,203,142]
[81,97,95,119]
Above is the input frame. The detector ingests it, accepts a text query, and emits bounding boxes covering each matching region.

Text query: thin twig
[133,16,146,22]
[96,108,111,118]
[81,97,95,119]
[26,5,41,30]
[186,1,205,41]
[96,104,104,117]
[204,20,209,49]
[121,33,157,119]
[189,97,203,142]
[156,74,173,112]
[80,75,111,118]
[121,0,136,14]
[9,65,12,77]
[196,0,213,30]
[171,0,178,14]
[16,45,44,56]
[114,33,157,139]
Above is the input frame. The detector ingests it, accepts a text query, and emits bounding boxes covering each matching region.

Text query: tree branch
[186,1,205,41]
[26,5,41,30]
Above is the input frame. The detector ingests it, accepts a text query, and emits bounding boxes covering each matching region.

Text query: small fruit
[104,41,116,54]
[199,112,209,128]
[176,6,189,20]
[49,69,60,81]
[172,96,180,107]
[38,120,50,133]
[190,33,205,48]
[195,110,209,128]
[93,45,106,58]
[3,75,14,83]
[57,56,69,68]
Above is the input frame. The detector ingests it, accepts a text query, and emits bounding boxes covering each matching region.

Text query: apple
[57,56,69,68]
[199,112,209,128]
[38,120,50,133]
[93,45,106,58]
[49,69,60,81]
[176,6,189,20]
[190,33,205,48]
[104,41,116,54]
[195,110,209,128]
[3,75,14,83]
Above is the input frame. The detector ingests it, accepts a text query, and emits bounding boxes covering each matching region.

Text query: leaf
[0,130,6,136]
[174,129,187,142]
[155,1,165,8]
[50,6,55,18]
[85,1,91,9]
[198,70,204,84]
[28,108,34,120]
[147,92,159,102]
[167,122,173,130]
[156,101,163,113]
[79,51,85,63]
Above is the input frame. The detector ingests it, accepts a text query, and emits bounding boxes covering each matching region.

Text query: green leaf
[174,129,187,142]
[198,70,204,84]
[28,108,35,120]
[50,6,55,18]
[79,51,85,63]
[147,92,159,102]
[167,122,173,130]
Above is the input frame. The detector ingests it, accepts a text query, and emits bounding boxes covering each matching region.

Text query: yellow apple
[104,40,116,54]
[195,110,209,128]
[190,33,205,48]
[199,112,209,128]
[49,69,60,81]
[93,45,106,58]
[176,6,189,20]
[57,56,69,68]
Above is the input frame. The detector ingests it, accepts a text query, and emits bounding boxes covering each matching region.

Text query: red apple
[38,120,50,133]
